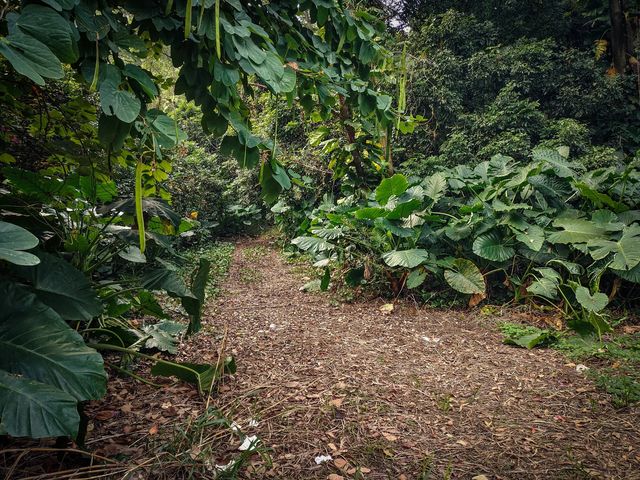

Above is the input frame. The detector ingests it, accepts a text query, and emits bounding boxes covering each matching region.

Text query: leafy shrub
[290,147,640,335]
[168,143,264,240]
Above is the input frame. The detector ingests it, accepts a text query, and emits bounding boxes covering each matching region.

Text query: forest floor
[4,238,639,480]
[190,238,640,480]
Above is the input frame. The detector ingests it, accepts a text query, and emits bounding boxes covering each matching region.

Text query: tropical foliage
[0,0,391,440]
[290,147,640,335]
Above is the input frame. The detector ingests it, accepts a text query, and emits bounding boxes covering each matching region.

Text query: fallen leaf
[328,475,344,480]
[190,445,201,459]
[382,432,398,442]
[468,292,486,307]
[360,467,372,473]
[380,303,394,314]
[472,476,489,480]
[148,425,158,435]
[329,398,344,408]
[456,439,468,446]
[334,458,348,469]
[121,404,132,413]
[94,410,115,421]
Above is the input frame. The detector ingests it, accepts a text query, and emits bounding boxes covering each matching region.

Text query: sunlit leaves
[443,259,485,295]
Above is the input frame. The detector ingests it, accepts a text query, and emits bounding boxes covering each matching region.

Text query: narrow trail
[195,238,640,479]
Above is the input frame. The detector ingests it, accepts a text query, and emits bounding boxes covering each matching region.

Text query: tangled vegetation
[1,0,639,476]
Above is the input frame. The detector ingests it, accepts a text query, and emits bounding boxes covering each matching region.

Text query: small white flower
[314,454,333,465]
[238,435,259,451]
[576,364,589,373]
[230,421,241,432]
[248,418,259,427]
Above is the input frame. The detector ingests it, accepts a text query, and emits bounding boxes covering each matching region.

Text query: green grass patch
[180,242,234,299]
[499,322,640,407]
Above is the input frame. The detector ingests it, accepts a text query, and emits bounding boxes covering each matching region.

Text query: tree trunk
[610,0,627,73]
[338,96,366,179]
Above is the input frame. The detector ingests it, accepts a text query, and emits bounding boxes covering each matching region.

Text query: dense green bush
[290,147,640,335]
[168,142,263,239]
[392,8,638,174]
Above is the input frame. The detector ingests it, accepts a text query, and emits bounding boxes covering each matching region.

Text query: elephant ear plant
[0,222,106,439]
[290,147,640,334]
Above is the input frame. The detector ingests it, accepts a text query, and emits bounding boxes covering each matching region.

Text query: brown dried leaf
[382,432,398,442]
[334,458,348,469]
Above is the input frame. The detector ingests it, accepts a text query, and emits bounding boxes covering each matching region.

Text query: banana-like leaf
[311,227,344,240]
[547,218,608,244]
[151,357,236,395]
[443,258,485,294]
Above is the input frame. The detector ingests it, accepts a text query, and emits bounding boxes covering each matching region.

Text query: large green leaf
[184,258,211,335]
[0,31,63,85]
[311,227,345,240]
[443,258,485,294]
[612,263,640,283]
[375,174,408,205]
[123,64,158,99]
[526,267,561,300]
[143,320,186,354]
[514,224,545,252]
[0,282,106,401]
[422,172,447,203]
[354,207,387,220]
[16,4,78,63]
[574,182,628,213]
[532,147,576,178]
[547,218,608,244]
[406,269,427,289]
[587,225,640,270]
[151,357,236,395]
[291,236,334,254]
[143,266,196,300]
[472,231,515,262]
[382,249,429,268]
[0,221,40,266]
[574,286,608,313]
[13,252,103,321]
[100,79,141,123]
[0,370,79,438]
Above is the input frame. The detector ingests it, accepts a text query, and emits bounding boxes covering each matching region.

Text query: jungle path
[198,238,640,480]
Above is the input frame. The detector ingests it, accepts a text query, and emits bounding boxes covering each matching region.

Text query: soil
[3,238,639,480]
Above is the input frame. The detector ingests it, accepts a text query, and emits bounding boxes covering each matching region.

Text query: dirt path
[194,238,639,480]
